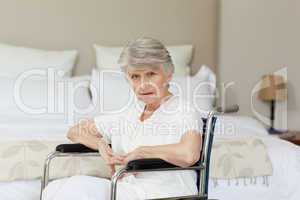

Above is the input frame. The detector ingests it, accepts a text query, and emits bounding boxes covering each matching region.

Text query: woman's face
[126,65,172,105]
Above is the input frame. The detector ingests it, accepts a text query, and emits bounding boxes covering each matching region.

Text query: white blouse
[94,95,203,198]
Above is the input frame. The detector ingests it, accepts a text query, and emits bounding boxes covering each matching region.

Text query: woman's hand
[99,143,138,179]
[97,139,125,177]
[122,147,145,165]
[111,147,144,178]
[67,119,101,150]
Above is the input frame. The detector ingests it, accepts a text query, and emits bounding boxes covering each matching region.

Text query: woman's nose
[140,77,148,88]
[139,81,148,90]
[139,76,156,90]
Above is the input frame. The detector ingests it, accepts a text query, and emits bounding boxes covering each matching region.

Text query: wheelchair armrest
[126,158,179,171]
[56,143,98,153]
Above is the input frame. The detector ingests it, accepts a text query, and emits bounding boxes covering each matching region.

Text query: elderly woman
[42,37,203,200]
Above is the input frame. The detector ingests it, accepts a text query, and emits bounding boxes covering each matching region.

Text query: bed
[0,115,299,200]
[0,43,299,200]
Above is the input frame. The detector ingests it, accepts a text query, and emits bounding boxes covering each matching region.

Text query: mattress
[0,116,300,200]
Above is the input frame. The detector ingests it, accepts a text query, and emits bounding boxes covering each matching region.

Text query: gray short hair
[118,37,174,75]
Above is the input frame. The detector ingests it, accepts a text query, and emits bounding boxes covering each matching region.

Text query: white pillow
[169,65,216,113]
[90,69,134,114]
[214,115,269,137]
[0,43,78,77]
[167,45,193,75]
[90,65,216,114]
[0,76,92,122]
[93,44,193,75]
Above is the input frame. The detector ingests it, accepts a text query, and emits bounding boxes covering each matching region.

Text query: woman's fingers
[122,150,143,164]
[122,152,136,164]
[108,164,115,176]
[106,147,113,155]
[98,144,126,170]
[100,151,123,165]
[112,154,126,160]
[108,156,124,165]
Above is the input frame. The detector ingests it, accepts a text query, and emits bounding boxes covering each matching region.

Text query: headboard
[0,0,218,75]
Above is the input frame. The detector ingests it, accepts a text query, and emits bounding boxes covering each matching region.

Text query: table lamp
[258,74,287,134]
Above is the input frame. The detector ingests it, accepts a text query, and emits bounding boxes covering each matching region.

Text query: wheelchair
[40,110,219,200]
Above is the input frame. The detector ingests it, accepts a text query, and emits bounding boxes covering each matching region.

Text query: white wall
[218,0,300,129]
[0,0,218,75]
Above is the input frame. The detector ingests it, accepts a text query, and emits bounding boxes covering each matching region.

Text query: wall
[218,0,300,129]
[0,0,218,75]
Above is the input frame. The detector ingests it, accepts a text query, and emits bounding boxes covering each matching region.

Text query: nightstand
[279,131,300,146]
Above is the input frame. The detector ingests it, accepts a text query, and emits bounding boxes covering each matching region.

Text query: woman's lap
[42,175,143,200]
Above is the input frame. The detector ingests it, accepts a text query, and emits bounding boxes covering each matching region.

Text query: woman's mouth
[139,92,155,96]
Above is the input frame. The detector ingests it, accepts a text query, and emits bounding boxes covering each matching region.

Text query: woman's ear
[164,73,172,89]
[125,72,131,83]
[166,72,172,82]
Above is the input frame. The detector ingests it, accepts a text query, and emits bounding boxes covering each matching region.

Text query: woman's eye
[131,74,139,80]
[148,72,156,76]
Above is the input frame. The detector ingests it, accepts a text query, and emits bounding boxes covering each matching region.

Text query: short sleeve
[94,114,120,144]
[179,104,203,137]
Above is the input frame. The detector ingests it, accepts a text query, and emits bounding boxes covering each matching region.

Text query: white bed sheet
[0,116,299,200]
[0,180,40,200]
[0,114,73,141]
[0,115,68,200]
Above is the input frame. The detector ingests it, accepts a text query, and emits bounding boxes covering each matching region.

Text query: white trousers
[42,175,145,200]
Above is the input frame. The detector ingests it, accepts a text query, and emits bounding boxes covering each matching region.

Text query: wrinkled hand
[98,140,125,177]
[110,147,144,179]
[106,147,145,179]
[67,119,100,142]
[122,147,145,165]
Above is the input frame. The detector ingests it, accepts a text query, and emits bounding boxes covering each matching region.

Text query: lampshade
[258,74,287,101]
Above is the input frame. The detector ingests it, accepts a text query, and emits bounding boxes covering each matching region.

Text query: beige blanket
[0,140,110,181]
[210,136,273,186]
[0,137,273,183]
